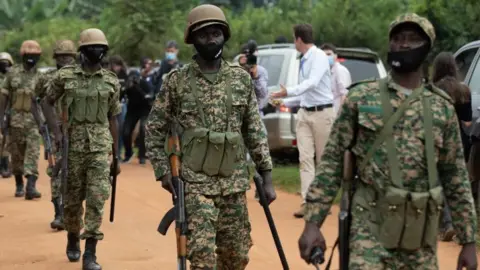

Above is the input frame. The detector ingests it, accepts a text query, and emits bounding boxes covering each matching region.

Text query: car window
[466,56,480,118]
[455,47,478,82]
[338,57,379,83]
[257,54,285,87]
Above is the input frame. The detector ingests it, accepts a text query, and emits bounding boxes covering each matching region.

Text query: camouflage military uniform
[35,69,64,198]
[1,65,41,178]
[303,15,477,269]
[46,64,121,240]
[146,58,272,269]
[0,72,11,158]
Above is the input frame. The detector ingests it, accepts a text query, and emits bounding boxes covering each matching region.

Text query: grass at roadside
[271,165,341,203]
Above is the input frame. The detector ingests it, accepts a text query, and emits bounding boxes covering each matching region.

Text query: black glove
[259,170,276,205]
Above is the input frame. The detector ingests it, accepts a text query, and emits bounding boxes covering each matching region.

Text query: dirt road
[0,157,474,270]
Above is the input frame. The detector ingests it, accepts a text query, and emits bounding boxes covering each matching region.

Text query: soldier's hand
[299,222,326,264]
[259,170,276,204]
[110,161,121,176]
[457,242,478,270]
[160,174,173,194]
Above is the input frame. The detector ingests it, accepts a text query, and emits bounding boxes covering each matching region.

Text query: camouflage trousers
[8,127,40,176]
[46,146,62,200]
[349,211,437,269]
[63,151,110,240]
[0,134,10,157]
[186,192,253,270]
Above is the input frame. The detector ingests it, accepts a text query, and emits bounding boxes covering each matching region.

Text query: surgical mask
[23,54,40,67]
[165,52,177,61]
[328,55,335,67]
[80,46,107,65]
[387,43,430,73]
[194,42,223,61]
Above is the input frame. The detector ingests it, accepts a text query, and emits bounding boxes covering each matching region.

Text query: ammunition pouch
[12,88,33,111]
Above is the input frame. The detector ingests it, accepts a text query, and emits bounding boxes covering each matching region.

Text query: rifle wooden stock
[158,122,187,270]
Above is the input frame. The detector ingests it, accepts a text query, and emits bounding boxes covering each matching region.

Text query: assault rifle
[157,121,187,270]
[31,97,55,168]
[109,144,118,222]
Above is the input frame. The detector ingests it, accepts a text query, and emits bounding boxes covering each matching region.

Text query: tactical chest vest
[11,74,35,112]
[64,76,113,124]
[171,67,242,178]
[352,79,443,251]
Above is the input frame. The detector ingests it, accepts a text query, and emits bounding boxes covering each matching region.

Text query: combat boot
[25,175,41,200]
[50,197,65,230]
[1,157,12,178]
[14,174,24,197]
[66,232,81,262]
[83,238,102,270]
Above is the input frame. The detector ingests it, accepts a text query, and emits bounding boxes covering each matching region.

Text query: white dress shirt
[283,45,333,108]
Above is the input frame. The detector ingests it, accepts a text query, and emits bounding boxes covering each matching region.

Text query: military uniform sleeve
[145,71,177,180]
[1,73,11,96]
[46,71,66,103]
[241,74,272,171]
[439,102,477,244]
[108,78,122,117]
[304,86,359,225]
[34,74,47,98]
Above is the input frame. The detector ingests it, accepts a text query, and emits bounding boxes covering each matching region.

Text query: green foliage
[1,0,480,67]
[0,17,93,65]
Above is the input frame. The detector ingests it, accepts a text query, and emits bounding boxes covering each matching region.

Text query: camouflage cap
[389,13,435,48]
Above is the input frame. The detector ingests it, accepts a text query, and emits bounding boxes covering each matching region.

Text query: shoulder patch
[427,84,454,104]
[347,78,377,90]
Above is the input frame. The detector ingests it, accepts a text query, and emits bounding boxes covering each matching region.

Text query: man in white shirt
[271,23,335,218]
[320,43,352,115]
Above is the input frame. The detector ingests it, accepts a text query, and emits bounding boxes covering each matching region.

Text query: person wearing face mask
[321,43,352,115]
[33,39,77,232]
[42,28,121,270]
[145,4,276,269]
[152,40,183,95]
[0,40,43,200]
[0,52,13,179]
[298,13,478,269]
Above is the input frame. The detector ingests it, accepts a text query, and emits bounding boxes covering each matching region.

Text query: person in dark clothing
[108,55,129,156]
[123,57,154,164]
[432,51,473,242]
[275,35,288,43]
[152,40,183,94]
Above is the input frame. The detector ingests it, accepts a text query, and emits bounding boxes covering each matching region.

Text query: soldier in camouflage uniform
[34,40,77,231]
[0,52,13,178]
[145,4,276,270]
[298,13,478,269]
[44,29,121,270]
[0,41,42,199]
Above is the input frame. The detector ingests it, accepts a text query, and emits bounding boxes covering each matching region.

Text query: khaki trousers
[296,107,335,202]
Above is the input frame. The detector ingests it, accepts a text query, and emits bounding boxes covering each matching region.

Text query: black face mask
[0,62,9,74]
[194,42,223,61]
[23,54,40,68]
[387,43,430,73]
[80,46,107,65]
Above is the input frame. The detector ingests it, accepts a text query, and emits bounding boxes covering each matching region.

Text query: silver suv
[234,44,388,154]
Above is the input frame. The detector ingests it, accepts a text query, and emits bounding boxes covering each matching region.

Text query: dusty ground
[0,156,475,270]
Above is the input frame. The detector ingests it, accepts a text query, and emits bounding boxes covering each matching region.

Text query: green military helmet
[389,13,435,48]
[53,39,77,57]
[184,4,231,44]
[78,28,109,49]
[0,52,14,65]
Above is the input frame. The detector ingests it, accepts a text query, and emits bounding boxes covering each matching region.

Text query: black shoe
[139,158,146,165]
[25,175,41,200]
[122,155,132,164]
[50,197,65,230]
[14,174,24,197]
[83,238,102,270]
[66,232,81,262]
